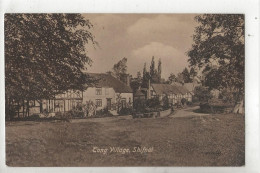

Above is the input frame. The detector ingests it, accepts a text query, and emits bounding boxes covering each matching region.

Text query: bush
[119,107,133,115]
[199,101,233,114]
[144,107,158,113]
[146,97,160,108]
[199,103,212,113]
[193,86,213,103]
[134,98,146,113]
[95,108,113,117]
[162,95,169,110]
[218,89,236,104]
[181,98,187,105]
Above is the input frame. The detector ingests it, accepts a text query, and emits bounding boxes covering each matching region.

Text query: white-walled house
[82,73,133,111]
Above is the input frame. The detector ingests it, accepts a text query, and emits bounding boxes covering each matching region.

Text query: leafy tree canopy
[112,57,128,79]
[182,67,192,83]
[188,14,244,100]
[167,73,177,84]
[5,14,96,100]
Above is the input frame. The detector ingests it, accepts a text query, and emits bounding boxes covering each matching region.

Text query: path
[169,106,210,118]
[71,106,210,123]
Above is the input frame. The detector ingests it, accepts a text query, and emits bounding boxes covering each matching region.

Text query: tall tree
[5,14,96,101]
[176,73,184,84]
[167,73,177,84]
[182,67,192,83]
[143,62,147,77]
[142,63,150,88]
[158,58,162,82]
[188,14,244,109]
[130,71,142,93]
[150,56,156,77]
[137,71,142,82]
[189,67,197,81]
[112,57,128,79]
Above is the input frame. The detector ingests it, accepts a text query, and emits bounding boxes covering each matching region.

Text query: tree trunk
[17,100,20,118]
[26,100,30,117]
[22,100,25,117]
[233,99,244,114]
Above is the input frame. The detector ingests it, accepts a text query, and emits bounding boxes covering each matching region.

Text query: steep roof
[134,89,145,96]
[86,73,133,93]
[175,85,190,95]
[172,82,183,86]
[151,84,180,95]
[184,82,200,92]
[151,83,190,95]
[183,83,194,92]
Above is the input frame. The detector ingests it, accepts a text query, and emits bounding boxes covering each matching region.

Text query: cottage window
[96,99,102,107]
[96,88,102,95]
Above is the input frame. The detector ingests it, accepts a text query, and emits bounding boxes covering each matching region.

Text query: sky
[83,14,198,80]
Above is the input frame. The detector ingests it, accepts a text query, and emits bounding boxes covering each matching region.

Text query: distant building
[149,83,192,104]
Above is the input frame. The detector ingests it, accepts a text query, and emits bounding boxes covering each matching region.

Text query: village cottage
[17,73,133,117]
[147,83,192,105]
[82,73,133,113]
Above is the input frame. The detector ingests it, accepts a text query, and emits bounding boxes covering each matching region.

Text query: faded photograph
[5,14,244,166]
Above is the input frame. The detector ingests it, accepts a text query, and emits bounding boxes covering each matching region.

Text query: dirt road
[169,106,210,118]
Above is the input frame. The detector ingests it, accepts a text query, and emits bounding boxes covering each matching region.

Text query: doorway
[107,98,112,110]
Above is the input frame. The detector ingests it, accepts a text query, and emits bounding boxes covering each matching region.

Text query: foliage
[119,107,133,115]
[158,58,162,81]
[133,98,146,113]
[130,71,142,93]
[96,108,113,117]
[142,63,150,88]
[181,98,187,105]
[146,97,160,108]
[5,14,96,101]
[218,88,237,103]
[176,73,184,84]
[193,86,213,103]
[150,56,156,77]
[167,73,177,84]
[150,57,161,83]
[142,57,162,87]
[112,57,128,80]
[130,80,141,93]
[162,95,170,109]
[188,14,244,103]
[182,68,192,83]
[189,67,197,80]
[199,102,233,114]
[67,105,85,118]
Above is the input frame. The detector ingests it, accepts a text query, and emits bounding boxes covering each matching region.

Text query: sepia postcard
[3,13,246,167]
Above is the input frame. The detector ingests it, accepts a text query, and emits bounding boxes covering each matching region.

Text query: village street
[70,106,210,123]
[169,106,210,118]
